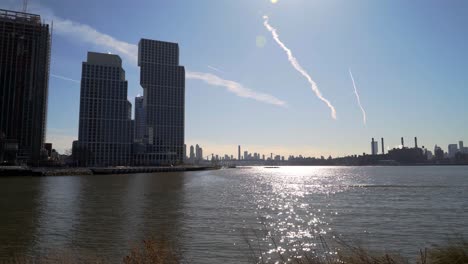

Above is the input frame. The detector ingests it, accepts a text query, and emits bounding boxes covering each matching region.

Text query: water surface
[0,166,467,263]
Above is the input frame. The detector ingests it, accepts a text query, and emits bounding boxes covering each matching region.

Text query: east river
[1,166,467,263]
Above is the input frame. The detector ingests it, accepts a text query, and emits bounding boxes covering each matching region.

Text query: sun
[271,0,279,4]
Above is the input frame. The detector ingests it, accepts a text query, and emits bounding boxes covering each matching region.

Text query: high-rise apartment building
[137,39,185,165]
[0,9,51,164]
[134,96,146,142]
[75,52,133,166]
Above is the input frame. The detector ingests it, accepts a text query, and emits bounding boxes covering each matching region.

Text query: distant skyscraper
[138,39,185,165]
[134,96,146,142]
[371,138,378,155]
[459,141,464,151]
[448,144,458,158]
[76,52,133,166]
[189,145,195,161]
[434,145,444,160]
[0,9,51,164]
[195,144,200,160]
[381,138,385,155]
[195,144,203,162]
[238,145,241,160]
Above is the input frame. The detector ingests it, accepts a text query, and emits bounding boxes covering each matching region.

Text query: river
[0,166,467,263]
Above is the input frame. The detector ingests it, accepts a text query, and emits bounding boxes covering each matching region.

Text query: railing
[0,9,41,24]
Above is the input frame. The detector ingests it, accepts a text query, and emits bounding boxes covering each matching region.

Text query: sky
[2,0,467,157]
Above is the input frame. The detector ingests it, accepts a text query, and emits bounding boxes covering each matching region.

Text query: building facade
[134,96,146,142]
[137,39,185,165]
[76,52,133,166]
[0,9,51,164]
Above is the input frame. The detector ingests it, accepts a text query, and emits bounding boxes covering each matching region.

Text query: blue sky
[2,0,467,157]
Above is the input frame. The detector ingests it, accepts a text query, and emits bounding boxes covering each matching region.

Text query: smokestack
[414,137,418,149]
[401,137,404,148]
[381,138,385,155]
[238,145,241,160]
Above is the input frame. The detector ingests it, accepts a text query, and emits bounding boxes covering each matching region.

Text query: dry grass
[122,238,181,264]
[242,226,467,264]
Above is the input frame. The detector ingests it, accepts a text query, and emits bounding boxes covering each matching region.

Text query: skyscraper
[238,145,241,160]
[448,144,458,158]
[138,39,185,165]
[195,144,201,161]
[76,52,133,166]
[189,145,195,161]
[0,9,51,164]
[371,138,378,155]
[134,96,146,142]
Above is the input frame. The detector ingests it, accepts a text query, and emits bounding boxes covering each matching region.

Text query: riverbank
[5,237,467,264]
[0,165,219,177]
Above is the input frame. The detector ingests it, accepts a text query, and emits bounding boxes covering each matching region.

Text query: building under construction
[0,9,51,164]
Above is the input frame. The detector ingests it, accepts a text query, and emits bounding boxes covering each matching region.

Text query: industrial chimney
[414,137,418,149]
[401,137,404,148]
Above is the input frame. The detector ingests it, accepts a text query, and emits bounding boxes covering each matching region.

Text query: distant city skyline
[1,0,467,157]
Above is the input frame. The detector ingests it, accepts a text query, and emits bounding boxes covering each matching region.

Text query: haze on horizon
[1,0,467,158]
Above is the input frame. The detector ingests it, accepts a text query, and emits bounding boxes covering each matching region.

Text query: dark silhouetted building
[189,145,195,162]
[0,9,51,164]
[381,138,385,155]
[137,39,185,165]
[434,145,444,160]
[448,144,458,158]
[75,52,133,166]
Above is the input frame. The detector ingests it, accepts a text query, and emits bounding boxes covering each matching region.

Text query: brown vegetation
[2,237,467,264]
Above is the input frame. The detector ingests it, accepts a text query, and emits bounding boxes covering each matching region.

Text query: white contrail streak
[348,69,367,125]
[51,74,80,83]
[263,15,337,119]
[30,5,286,107]
[207,65,224,74]
[186,71,287,107]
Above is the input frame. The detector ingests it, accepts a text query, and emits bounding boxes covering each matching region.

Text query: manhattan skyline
[1,0,467,157]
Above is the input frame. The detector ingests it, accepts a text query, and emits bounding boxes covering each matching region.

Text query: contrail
[348,69,367,125]
[51,74,80,83]
[207,65,224,74]
[263,15,337,119]
[186,71,287,107]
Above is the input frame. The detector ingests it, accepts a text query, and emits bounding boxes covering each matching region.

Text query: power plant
[371,137,422,153]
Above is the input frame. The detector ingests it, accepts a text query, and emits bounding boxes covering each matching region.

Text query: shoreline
[0,166,220,177]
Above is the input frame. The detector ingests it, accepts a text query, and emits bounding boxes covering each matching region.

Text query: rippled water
[0,166,467,263]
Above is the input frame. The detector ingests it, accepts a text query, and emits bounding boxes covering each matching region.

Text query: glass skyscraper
[137,39,185,165]
[76,52,133,166]
[0,9,51,164]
